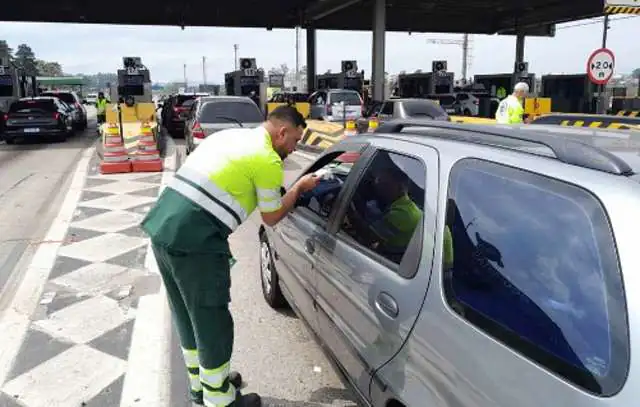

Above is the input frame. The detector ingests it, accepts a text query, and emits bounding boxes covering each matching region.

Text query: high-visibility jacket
[96,98,107,114]
[495,95,524,124]
[141,126,283,252]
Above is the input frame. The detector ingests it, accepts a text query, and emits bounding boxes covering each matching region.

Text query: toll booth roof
[5,0,603,34]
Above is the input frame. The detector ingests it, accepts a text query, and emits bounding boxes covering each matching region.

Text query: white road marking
[0,147,95,385]
[51,262,147,297]
[71,210,144,233]
[120,139,176,407]
[85,180,154,195]
[57,233,147,263]
[79,193,156,211]
[33,295,134,344]
[2,345,126,407]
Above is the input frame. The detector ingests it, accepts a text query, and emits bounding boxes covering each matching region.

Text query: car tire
[463,109,472,116]
[259,232,288,309]
[80,119,88,130]
[5,138,15,145]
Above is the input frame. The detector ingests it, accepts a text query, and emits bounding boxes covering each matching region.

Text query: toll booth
[224,58,265,107]
[397,72,454,98]
[114,57,152,105]
[540,74,598,114]
[316,60,364,94]
[473,73,536,99]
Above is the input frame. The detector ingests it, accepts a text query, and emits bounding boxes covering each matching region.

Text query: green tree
[0,40,13,63]
[36,60,64,76]
[15,44,38,76]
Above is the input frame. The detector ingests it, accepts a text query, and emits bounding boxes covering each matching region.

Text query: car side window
[443,158,628,396]
[339,150,425,266]
[295,151,362,224]
[380,102,394,115]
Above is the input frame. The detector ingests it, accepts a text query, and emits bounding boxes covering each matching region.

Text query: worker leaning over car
[495,82,529,124]
[140,105,320,407]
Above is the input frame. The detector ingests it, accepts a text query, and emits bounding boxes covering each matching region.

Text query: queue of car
[2,90,88,144]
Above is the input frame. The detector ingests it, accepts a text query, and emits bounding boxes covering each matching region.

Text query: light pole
[202,56,207,86]
[183,63,187,90]
[233,44,239,71]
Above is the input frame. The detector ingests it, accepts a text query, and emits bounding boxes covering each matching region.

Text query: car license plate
[446,109,456,114]
[24,128,40,133]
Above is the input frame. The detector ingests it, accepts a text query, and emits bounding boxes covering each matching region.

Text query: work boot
[235,392,262,407]
[190,371,244,406]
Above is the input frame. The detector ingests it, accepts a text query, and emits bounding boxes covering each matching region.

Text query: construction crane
[426,34,473,82]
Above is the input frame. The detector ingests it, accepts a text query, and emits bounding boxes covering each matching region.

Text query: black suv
[40,91,88,130]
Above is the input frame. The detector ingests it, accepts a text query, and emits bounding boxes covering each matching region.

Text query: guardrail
[531,113,640,130]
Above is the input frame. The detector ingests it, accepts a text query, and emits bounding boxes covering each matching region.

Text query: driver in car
[348,166,422,262]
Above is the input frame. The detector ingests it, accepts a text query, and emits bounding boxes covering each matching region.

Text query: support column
[306,27,317,93]
[515,32,525,63]
[371,0,386,101]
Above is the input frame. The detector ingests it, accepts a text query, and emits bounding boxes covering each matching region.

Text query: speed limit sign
[587,48,615,85]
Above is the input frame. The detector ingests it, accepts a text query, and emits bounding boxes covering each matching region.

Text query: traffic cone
[100,136,131,174]
[344,120,357,137]
[131,123,163,172]
[368,117,379,132]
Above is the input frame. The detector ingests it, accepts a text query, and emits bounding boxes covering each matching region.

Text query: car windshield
[10,99,56,113]
[330,92,361,105]
[199,101,263,123]
[404,100,447,118]
[41,92,76,104]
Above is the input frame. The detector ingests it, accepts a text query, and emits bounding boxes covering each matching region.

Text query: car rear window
[330,92,361,105]
[199,101,263,124]
[175,95,197,107]
[10,99,57,113]
[404,101,447,118]
[443,158,629,396]
[433,95,456,105]
[41,92,76,104]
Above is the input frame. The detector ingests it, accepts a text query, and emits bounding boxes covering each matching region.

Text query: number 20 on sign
[587,48,615,85]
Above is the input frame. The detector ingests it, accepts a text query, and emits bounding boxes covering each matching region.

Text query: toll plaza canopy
[5,0,604,35]
[36,77,86,86]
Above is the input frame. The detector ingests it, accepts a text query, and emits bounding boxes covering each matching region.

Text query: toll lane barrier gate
[530,113,640,130]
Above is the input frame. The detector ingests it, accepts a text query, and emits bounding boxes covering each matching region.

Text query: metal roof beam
[306,0,363,21]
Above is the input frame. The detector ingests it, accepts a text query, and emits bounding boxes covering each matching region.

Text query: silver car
[183,96,264,154]
[308,89,363,122]
[259,119,640,407]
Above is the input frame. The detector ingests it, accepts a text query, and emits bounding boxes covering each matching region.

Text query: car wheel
[463,109,472,116]
[81,119,88,130]
[5,138,15,145]
[259,232,288,309]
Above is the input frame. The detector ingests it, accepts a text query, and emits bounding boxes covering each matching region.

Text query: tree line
[0,40,117,90]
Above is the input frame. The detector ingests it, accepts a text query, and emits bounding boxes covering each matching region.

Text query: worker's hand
[295,174,321,193]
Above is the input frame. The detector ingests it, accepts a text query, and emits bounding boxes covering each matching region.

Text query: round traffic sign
[587,48,615,85]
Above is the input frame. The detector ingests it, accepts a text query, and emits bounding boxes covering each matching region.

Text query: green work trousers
[151,241,237,407]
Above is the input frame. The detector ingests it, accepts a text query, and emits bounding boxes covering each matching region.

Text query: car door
[313,140,438,401]
[269,143,371,333]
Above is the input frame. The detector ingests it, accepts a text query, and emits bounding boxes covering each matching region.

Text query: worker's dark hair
[267,105,306,128]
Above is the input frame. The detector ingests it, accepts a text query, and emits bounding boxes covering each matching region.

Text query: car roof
[17,96,57,101]
[198,96,254,103]
[342,120,640,177]
[387,98,439,103]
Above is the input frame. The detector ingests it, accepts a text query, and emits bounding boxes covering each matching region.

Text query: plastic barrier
[524,97,552,119]
[531,113,640,130]
[131,121,163,172]
[266,102,311,118]
[343,120,358,137]
[100,124,131,174]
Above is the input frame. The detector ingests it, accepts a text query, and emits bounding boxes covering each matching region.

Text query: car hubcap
[260,241,272,294]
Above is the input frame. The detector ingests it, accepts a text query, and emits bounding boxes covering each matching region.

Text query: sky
[1,15,638,84]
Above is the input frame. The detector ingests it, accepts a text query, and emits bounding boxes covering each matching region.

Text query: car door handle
[304,239,315,254]
[375,292,399,318]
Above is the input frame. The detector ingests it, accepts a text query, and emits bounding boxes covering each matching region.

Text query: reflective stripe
[258,199,282,212]
[178,166,248,221]
[189,372,203,392]
[200,361,231,389]
[203,383,236,407]
[182,348,199,368]
[256,187,280,201]
[168,177,239,231]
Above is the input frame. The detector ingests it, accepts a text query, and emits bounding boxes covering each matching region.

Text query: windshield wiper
[212,116,244,127]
